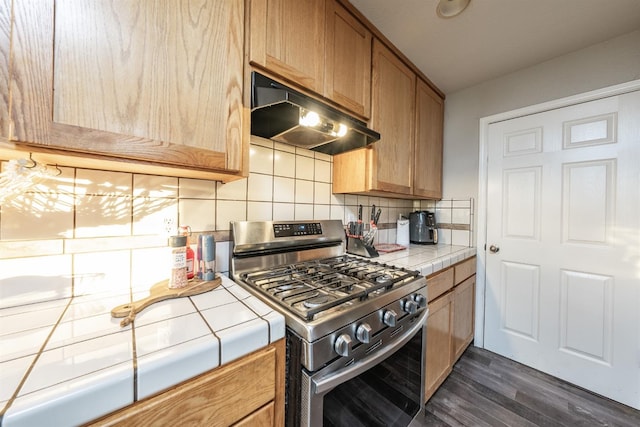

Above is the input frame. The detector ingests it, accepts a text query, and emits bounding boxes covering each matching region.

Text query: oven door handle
[312,309,428,395]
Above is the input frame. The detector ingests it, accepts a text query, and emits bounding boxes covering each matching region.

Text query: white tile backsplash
[1,193,75,240]
[1,142,475,310]
[295,155,315,181]
[273,150,296,178]
[216,200,246,230]
[247,173,273,201]
[179,198,215,231]
[295,179,314,204]
[249,144,274,175]
[178,178,216,199]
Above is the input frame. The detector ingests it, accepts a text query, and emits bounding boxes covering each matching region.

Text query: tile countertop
[375,244,476,278]
[0,276,285,427]
[0,244,475,427]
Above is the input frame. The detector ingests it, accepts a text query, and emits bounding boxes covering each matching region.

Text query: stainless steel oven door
[300,309,427,427]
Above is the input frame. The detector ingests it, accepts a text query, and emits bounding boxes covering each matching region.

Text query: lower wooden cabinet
[87,339,285,427]
[452,276,475,361]
[424,291,453,399]
[424,257,476,402]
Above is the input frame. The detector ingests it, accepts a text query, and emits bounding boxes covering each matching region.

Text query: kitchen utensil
[374,208,382,225]
[112,277,221,327]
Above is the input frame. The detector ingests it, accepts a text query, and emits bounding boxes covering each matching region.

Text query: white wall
[442,29,640,202]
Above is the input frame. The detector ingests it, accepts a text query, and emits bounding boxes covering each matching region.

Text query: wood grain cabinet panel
[452,276,475,361]
[414,78,444,199]
[332,41,445,199]
[333,39,416,195]
[250,0,371,119]
[454,257,477,284]
[425,292,453,401]
[424,257,476,403]
[369,39,416,194]
[427,267,454,303]
[324,0,372,119]
[249,0,326,93]
[3,0,248,181]
[87,340,285,427]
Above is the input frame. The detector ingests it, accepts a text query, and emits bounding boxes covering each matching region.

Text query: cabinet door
[324,0,371,119]
[370,39,416,194]
[425,292,453,401]
[250,0,325,93]
[8,0,246,175]
[452,275,475,362]
[413,78,444,199]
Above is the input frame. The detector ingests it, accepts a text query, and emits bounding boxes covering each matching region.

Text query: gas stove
[231,220,427,371]
[231,220,427,426]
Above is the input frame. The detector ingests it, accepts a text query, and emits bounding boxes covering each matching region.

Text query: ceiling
[349,0,640,94]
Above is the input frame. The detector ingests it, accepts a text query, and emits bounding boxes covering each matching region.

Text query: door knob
[489,245,500,253]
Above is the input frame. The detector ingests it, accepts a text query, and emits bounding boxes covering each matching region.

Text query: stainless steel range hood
[250,72,380,155]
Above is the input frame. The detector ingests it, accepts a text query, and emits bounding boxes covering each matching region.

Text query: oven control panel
[274,223,323,237]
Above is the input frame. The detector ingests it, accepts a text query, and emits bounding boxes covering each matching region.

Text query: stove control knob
[356,323,372,343]
[413,293,427,308]
[383,309,397,327]
[334,334,353,357]
[403,299,418,314]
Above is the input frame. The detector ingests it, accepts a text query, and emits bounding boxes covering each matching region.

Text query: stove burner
[277,283,302,291]
[376,274,392,283]
[304,295,333,308]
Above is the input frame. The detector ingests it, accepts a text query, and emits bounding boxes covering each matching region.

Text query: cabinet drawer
[427,268,454,302]
[454,257,476,285]
[88,346,276,426]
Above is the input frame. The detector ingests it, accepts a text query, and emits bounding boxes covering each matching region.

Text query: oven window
[322,328,423,427]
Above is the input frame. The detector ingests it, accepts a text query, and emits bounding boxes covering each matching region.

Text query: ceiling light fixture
[436,0,471,18]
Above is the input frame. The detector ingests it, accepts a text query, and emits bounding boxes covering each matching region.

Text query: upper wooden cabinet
[249,0,326,94]
[333,41,445,199]
[369,39,416,194]
[414,79,444,199]
[1,0,248,181]
[249,0,371,119]
[333,39,417,196]
[324,0,372,118]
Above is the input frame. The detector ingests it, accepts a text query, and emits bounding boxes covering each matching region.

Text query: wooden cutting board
[111,277,221,327]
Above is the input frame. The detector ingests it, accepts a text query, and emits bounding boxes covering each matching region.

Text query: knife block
[346,236,379,258]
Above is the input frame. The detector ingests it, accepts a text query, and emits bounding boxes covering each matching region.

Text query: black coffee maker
[409,211,438,244]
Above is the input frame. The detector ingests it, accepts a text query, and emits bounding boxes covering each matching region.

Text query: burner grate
[241,255,420,321]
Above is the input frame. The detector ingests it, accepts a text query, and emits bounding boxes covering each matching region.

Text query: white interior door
[483,90,640,409]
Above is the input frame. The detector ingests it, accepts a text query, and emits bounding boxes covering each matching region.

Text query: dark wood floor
[410,345,640,427]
